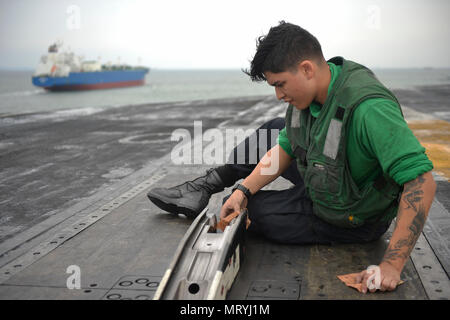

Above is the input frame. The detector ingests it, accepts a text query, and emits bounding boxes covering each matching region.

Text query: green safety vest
[285,56,403,228]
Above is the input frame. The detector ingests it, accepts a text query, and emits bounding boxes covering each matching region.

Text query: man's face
[264,61,317,110]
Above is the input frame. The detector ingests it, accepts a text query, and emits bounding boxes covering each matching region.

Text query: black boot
[147,168,225,219]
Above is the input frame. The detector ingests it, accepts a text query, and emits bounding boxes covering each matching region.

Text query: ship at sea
[31,41,149,91]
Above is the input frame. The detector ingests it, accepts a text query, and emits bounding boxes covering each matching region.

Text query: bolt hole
[252,286,268,293]
[135,278,149,284]
[188,283,200,294]
[423,265,432,270]
[119,281,133,287]
[435,289,442,293]
[84,290,91,293]
[146,282,159,288]
[33,252,40,255]
[90,284,97,287]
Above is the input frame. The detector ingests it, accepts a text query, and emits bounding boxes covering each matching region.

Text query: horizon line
[1,66,450,72]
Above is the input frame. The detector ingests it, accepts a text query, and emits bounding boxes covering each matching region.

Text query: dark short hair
[243,21,324,82]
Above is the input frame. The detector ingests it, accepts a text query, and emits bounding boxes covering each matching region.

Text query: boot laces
[172,168,215,193]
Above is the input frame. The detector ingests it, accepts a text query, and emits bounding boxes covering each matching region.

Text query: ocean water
[0,68,449,117]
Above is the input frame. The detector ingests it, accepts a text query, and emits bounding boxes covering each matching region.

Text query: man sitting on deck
[147,21,436,293]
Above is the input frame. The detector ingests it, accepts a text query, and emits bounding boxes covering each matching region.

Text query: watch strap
[232,183,252,199]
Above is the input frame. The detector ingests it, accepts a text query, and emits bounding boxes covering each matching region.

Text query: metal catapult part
[153,207,248,300]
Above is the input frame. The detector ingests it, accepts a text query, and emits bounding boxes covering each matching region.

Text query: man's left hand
[355,262,401,293]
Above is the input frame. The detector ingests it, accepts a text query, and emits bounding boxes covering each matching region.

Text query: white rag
[366,265,381,290]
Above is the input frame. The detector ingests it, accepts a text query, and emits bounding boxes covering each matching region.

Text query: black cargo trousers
[223,117,392,245]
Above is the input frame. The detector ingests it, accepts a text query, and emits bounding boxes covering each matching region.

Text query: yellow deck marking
[407,119,450,181]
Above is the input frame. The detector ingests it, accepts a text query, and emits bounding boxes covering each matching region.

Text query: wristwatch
[232,183,253,200]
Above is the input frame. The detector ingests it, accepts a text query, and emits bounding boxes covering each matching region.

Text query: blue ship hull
[32,69,149,91]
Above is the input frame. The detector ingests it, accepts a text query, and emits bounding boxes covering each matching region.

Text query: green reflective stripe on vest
[286,56,402,228]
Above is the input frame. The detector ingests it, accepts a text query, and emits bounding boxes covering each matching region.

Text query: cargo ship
[32,42,149,91]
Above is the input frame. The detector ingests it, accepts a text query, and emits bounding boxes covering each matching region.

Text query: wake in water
[0,106,106,125]
[0,89,45,97]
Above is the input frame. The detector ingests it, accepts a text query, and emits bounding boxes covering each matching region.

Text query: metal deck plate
[410,233,450,300]
[247,280,300,300]
[0,168,448,300]
[102,275,161,300]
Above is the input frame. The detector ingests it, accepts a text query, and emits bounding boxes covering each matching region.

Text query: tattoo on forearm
[402,174,425,212]
[382,175,427,266]
[403,175,425,193]
[404,190,424,212]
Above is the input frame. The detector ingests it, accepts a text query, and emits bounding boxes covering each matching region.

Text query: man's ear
[298,60,315,80]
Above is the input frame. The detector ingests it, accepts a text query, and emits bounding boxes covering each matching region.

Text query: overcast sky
[1,0,449,70]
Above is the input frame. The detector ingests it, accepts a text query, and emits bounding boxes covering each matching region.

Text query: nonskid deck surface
[0,87,449,300]
[0,165,447,300]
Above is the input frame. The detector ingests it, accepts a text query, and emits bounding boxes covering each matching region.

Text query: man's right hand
[218,145,293,220]
[220,189,248,220]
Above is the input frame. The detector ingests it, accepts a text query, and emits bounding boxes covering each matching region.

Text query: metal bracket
[153,208,248,300]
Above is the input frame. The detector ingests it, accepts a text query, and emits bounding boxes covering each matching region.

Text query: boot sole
[147,194,199,219]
